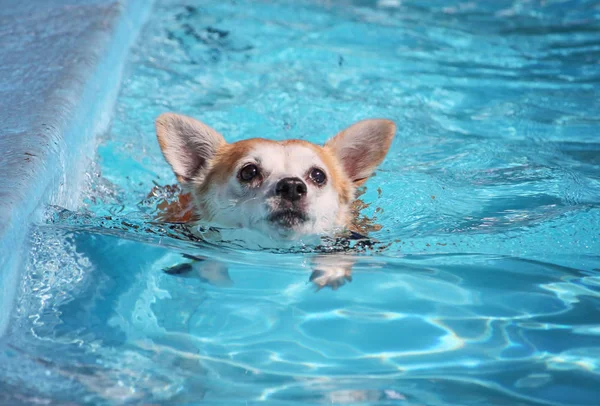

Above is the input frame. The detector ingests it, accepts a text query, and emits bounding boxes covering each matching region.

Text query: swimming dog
[155,113,395,288]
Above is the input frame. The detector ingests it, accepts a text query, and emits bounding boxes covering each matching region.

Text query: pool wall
[0,0,154,336]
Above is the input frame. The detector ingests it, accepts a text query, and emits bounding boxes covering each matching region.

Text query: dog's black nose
[276,177,307,201]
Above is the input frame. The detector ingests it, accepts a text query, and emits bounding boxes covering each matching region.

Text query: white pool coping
[0,0,154,336]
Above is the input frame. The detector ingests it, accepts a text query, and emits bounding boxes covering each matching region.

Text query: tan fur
[155,113,226,184]
[325,119,396,183]
[197,139,257,193]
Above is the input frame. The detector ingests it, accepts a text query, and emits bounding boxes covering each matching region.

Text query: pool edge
[0,0,155,336]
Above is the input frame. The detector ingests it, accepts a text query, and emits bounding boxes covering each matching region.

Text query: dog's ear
[155,113,226,184]
[325,119,395,185]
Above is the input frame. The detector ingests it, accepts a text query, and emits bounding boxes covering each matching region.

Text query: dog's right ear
[155,113,226,184]
[325,119,396,186]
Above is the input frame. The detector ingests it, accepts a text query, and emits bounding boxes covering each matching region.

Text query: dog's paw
[309,266,352,291]
[309,254,355,291]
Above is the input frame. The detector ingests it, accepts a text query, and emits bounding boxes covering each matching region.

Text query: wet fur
[154,113,395,288]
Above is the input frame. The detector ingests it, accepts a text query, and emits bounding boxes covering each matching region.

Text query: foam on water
[2,0,600,404]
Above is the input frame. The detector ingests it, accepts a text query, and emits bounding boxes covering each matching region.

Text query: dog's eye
[309,168,327,185]
[239,164,260,182]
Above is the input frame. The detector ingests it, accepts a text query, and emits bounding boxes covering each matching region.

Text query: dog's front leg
[164,254,232,287]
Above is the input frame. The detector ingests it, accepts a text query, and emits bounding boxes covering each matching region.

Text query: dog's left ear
[325,119,396,184]
[155,113,226,184]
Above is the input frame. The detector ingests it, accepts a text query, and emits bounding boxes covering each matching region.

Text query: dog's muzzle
[267,208,308,228]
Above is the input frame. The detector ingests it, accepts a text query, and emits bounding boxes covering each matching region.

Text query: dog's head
[155,113,395,240]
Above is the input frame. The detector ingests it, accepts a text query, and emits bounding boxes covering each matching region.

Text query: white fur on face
[199,143,347,240]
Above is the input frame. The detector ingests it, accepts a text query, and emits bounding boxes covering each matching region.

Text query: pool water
[3,0,600,404]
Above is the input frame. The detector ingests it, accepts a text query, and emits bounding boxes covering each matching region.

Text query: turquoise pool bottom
[1,224,599,404]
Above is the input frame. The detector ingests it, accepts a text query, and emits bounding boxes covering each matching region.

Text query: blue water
[2,0,600,404]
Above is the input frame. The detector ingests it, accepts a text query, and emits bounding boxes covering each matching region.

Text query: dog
[155,113,395,288]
